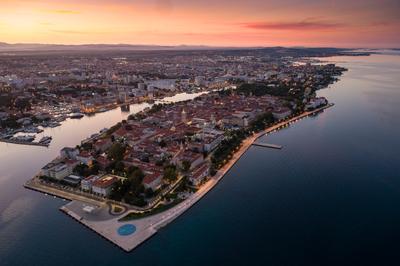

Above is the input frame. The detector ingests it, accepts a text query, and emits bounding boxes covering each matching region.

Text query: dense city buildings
[2,48,348,204]
[0,48,346,144]
[1,48,344,203]
[1,47,349,251]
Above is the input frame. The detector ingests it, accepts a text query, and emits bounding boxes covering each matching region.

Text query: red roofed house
[91,175,119,197]
[65,159,79,170]
[81,175,100,191]
[94,138,112,152]
[190,163,209,186]
[112,127,131,141]
[143,172,163,191]
[95,155,110,170]
[76,151,94,166]
[172,150,204,170]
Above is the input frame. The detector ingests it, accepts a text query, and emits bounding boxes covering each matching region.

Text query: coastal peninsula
[23,53,346,251]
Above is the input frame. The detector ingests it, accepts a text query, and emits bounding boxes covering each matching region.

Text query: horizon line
[0,42,395,50]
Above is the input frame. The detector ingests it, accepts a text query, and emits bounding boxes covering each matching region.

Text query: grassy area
[118,198,184,221]
[110,204,125,214]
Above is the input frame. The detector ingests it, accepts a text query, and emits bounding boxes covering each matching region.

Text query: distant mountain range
[0,42,244,52]
[0,42,395,53]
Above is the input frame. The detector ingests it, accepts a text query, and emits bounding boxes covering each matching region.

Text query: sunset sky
[1,0,399,48]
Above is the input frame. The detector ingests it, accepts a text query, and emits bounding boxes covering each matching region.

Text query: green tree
[73,164,89,177]
[89,160,100,175]
[126,165,139,176]
[81,142,93,151]
[114,161,125,173]
[163,165,178,182]
[145,188,154,198]
[107,143,126,161]
[109,180,126,201]
[181,160,191,172]
[128,168,145,185]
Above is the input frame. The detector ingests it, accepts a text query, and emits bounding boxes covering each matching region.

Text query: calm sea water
[1,53,400,266]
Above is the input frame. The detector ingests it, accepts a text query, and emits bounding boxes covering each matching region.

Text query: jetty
[252,142,282,149]
[0,138,49,147]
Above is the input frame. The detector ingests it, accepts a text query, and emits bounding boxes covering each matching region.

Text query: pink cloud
[243,18,346,31]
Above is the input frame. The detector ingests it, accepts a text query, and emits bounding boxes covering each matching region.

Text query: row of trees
[237,82,289,97]
[248,112,274,132]
[219,81,308,102]
[210,111,275,173]
[107,142,126,161]
[73,161,100,177]
[217,82,293,98]
[163,164,178,182]
[211,129,247,171]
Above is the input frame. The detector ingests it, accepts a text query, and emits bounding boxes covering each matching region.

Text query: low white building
[190,163,209,186]
[62,175,83,186]
[173,150,204,170]
[81,175,100,191]
[60,147,79,159]
[76,151,94,166]
[305,97,328,110]
[91,175,119,197]
[200,128,225,152]
[272,107,292,120]
[41,162,72,180]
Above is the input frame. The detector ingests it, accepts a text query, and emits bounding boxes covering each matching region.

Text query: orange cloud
[243,18,346,31]
[0,1,398,48]
[48,10,80,14]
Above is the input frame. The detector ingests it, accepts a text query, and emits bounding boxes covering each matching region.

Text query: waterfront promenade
[57,103,334,252]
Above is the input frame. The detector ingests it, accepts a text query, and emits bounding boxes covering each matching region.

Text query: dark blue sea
[1,53,400,265]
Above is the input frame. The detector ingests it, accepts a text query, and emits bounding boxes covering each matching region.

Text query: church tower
[181,109,187,123]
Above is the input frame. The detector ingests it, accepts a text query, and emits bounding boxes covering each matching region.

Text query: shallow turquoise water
[1,53,400,265]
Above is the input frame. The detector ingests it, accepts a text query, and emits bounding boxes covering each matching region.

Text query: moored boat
[39,136,52,145]
[69,113,84,119]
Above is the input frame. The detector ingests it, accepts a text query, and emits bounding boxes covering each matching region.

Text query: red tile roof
[92,175,118,188]
[143,172,162,184]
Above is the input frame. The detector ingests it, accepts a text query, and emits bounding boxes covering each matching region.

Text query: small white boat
[69,113,84,119]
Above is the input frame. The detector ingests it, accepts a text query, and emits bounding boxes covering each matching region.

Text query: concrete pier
[252,142,282,149]
[0,138,49,147]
